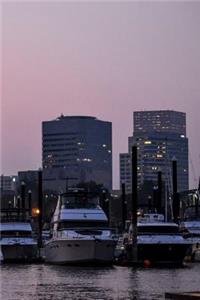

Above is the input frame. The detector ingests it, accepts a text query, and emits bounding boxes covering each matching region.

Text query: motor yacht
[44,189,117,264]
[180,220,200,261]
[0,222,38,262]
[126,214,192,264]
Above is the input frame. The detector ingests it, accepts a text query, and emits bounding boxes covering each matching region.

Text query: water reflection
[1,264,200,300]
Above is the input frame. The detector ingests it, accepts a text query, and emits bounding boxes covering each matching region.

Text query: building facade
[42,115,112,192]
[0,175,18,208]
[120,110,189,198]
[0,175,18,192]
[119,153,131,194]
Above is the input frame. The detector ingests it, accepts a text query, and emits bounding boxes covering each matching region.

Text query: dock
[165,292,200,299]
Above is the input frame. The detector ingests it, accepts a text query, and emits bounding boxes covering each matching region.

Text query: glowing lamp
[32,208,40,217]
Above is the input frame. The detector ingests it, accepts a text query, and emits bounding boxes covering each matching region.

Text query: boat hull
[137,243,191,264]
[45,238,116,264]
[1,244,38,262]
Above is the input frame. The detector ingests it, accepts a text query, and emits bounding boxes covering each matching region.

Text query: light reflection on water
[1,263,200,300]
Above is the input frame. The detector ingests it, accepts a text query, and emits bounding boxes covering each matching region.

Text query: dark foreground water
[1,263,200,300]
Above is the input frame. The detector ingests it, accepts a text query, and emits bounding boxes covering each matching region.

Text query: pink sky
[1,1,200,189]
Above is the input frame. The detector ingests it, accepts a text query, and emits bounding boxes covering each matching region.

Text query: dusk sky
[1,1,200,189]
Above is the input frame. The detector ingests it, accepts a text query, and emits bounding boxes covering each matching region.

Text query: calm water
[1,263,200,300]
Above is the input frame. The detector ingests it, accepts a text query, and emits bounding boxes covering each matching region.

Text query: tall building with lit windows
[120,110,188,197]
[42,115,112,192]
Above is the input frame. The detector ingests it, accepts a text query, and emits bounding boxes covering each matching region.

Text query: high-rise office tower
[42,115,112,192]
[134,110,186,135]
[120,110,188,198]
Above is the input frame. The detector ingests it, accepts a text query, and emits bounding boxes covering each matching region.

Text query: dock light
[32,208,40,217]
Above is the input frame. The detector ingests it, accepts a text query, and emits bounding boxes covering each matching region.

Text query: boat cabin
[0,223,33,238]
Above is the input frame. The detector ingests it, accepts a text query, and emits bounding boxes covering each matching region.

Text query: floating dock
[165,292,200,299]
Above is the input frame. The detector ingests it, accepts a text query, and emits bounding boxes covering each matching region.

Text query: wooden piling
[121,183,127,230]
[38,169,43,249]
[172,159,180,221]
[131,145,138,261]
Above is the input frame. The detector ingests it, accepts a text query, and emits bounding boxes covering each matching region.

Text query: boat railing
[53,227,119,239]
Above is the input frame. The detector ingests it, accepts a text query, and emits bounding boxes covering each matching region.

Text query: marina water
[1,263,200,300]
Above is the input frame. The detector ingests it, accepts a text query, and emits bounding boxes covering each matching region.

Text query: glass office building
[42,115,112,192]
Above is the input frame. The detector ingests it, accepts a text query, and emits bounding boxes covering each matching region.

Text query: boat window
[61,195,97,209]
[186,227,200,231]
[75,230,102,236]
[0,230,32,238]
[57,220,108,229]
[138,226,179,234]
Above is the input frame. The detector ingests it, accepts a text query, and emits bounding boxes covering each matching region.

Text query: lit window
[144,141,152,145]
[82,158,92,162]
[152,166,158,170]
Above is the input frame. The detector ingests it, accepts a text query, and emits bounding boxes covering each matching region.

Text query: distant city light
[144,141,152,145]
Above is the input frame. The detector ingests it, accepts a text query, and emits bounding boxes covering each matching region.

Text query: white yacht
[45,190,117,264]
[126,214,192,264]
[0,222,38,262]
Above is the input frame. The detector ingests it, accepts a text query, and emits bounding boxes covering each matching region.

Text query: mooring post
[172,158,179,222]
[157,171,162,213]
[1,174,3,201]
[131,145,138,262]
[28,190,32,218]
[38,169,43,251]
[102,190,109,222]
[153,186,158,212]
[121,183,127,231]
[195,178,200,218]
[21,182,26,220]
[17,195,21,219]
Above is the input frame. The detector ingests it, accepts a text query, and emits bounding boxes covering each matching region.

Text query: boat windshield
[138,225,180,235]
[186,226,200,231]
[58,220,108,229]
[0,230,32,238]
[61,195,97,209]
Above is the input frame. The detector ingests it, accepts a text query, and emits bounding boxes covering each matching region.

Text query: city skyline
[1,2,200,189]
